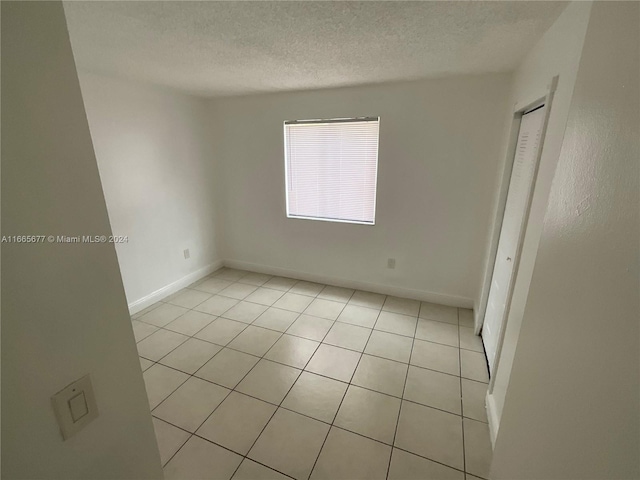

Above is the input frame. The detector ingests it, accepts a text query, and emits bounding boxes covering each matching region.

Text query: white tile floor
[133,268,492,480]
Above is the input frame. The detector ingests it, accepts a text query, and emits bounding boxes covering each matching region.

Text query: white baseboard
[128,260,223,314]
[129,257,474,314]
[223,259,473,308]
[473,298,483,334]
[486,392,500,448]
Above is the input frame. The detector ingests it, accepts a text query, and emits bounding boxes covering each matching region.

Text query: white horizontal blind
[284,118,379,224]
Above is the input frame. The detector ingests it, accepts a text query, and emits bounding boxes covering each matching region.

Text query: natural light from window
[284,117,380,225]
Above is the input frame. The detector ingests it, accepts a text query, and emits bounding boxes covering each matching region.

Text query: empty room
[2,1,639,480]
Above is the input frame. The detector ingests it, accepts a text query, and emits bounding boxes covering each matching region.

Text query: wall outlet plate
[183,248,190,260]
[387,258,396,269]
[51,374,99,440]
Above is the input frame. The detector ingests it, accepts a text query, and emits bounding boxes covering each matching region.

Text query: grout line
[152,273,332,477]
[163,315,221,338]
[142,315,488,404]
[458,307,467,474]
[131,301,164,320]
[152,370,478,473]
[145,365,191,412]
[227,305,332,480]
[305,295,358,479]
[160,420,298,480]
[161,438,190,469]
[157,355,490,425]
[158,275,278,472]
[142,322,489,385]
[153,406,473,478]
[385,309,419,480]
[137,301,485,354]
[139,334,191,367]
[150,417,190,468]
[140,272,489,477]
[141,327,489,388]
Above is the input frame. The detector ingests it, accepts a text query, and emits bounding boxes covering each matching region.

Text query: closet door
[483,105,547,373]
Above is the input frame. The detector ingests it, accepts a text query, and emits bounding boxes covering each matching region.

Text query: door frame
[480,76,559,379]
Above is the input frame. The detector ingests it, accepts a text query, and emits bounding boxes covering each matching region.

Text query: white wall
[77,73,221,312]
[1,2,162,478]
[210,75,512,306]
[490,2,639,477]
[479,1,593,434]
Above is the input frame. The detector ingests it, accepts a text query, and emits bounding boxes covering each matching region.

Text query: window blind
[284,117,379,225]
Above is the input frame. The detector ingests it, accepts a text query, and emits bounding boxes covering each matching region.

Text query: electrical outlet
[387,258,396,269]
[183,248,190,260]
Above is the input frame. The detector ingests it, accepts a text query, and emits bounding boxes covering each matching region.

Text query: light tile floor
[133,268,492,480]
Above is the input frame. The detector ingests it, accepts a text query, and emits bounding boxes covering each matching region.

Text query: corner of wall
[484,0,593,454]
[2,2,163,477]
[128,259,223,314]
[78,73,224,310]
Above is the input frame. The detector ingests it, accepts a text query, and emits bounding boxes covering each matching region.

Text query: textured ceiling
[64,1,567,97]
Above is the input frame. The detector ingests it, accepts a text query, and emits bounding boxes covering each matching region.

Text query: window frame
[283,116,380,226]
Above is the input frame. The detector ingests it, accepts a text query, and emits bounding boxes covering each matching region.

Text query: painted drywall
[209,75,512,306]
[77,72,221,312]
[490,2,639,477]
[1,2,162,479]
[478,1,593,434]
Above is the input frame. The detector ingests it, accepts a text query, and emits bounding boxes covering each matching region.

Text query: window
[284,117,380,225]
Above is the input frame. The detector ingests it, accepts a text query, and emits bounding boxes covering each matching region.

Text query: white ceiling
[64,1,567,98]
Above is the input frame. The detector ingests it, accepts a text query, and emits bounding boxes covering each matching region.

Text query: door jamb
[483,76,559,381]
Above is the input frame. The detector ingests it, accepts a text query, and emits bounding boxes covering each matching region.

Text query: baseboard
[128,260,223,314]
[486,392,500,448]
[223,259,474,308]
[473,298,483,334]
